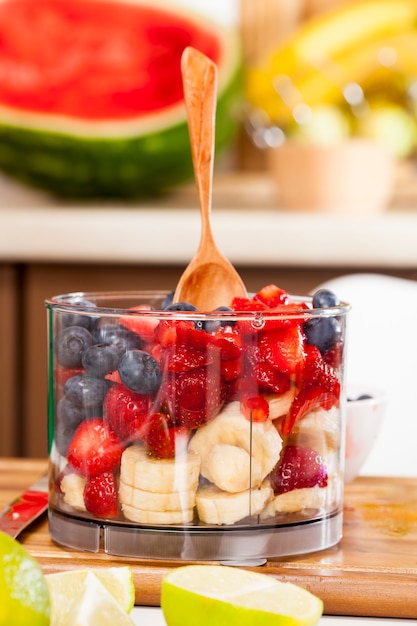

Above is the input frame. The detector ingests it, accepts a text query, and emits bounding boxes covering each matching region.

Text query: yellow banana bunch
[246,0,417,127]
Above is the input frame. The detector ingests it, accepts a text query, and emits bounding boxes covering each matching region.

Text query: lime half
[0,530,50,626]
[161,564,323,626]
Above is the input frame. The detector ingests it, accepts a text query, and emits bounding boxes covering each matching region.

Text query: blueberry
[164,302,198,312]
[312,289,340,309]
[118,350,162,395]
[54,326,93,368]
[54,397,86,456]
[95,323,143,351]
[161,290,175,309]
[81,344,123,378]
[303,316,342,353]
[64,374,109,408]
[60,298,97,331]
[201,306,236,333]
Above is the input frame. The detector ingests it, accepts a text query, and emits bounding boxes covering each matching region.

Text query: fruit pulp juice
[45,287,349,561]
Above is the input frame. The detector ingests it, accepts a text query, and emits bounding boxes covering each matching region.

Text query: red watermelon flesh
[0,0,221,119]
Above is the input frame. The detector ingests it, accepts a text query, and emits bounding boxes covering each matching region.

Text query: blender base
[49,507,343,561]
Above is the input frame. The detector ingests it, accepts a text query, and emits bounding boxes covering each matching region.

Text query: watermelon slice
[0,0,241,198]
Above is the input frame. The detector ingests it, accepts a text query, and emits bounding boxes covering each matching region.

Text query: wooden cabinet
[0,265,19,456]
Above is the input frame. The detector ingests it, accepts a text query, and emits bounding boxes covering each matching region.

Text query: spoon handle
[181,47,217,243]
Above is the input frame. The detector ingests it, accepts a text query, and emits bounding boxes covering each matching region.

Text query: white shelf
[1,170,417,267]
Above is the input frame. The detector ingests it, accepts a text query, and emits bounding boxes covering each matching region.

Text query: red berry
[161,366,226,428]
[143,413,189,459]
[240,394,269,422]
[161,344,213,372]
[270,445,328,494]
[280,345,340,436]
[103,383,152,442]
[84,471,119,518]
[230,297,268,311]
[67,418,123,477]
[119,305,159,343]
[259,325,305,375]
[253,283,289,308]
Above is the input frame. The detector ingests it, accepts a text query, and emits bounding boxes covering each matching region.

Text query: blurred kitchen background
[1,0,417,459]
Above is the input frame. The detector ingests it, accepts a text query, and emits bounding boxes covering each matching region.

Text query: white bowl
[345,384,387,483]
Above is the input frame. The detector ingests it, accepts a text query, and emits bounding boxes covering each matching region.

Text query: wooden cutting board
[1,458,417,618]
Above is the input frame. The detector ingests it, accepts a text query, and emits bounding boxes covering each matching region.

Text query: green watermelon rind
[0,4,242,199]
[0,69,240,199]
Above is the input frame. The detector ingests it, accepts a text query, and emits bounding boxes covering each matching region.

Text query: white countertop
[131,606,412,625]
[1,169,417,267]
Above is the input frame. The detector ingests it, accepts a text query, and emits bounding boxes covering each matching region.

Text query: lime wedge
[161,564,323,626]
[46,566,135,624]
[58,571,135,626]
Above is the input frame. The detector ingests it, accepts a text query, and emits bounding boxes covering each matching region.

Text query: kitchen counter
[1,168,417,268]
[2,458,417,619]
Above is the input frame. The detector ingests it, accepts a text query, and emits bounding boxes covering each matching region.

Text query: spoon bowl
[173,47,247,310]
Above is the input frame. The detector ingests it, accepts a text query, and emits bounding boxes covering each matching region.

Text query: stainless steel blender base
[49,507,343,562]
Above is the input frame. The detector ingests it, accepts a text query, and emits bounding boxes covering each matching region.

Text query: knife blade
[0,471,49,539]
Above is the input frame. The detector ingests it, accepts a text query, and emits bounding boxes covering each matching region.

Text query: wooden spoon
[173,47,247,310]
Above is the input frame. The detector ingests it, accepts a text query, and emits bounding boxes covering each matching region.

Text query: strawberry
[280,345,340,436]
[103,383,152,442]
[161,366,226,428]
[253,284,289,308]
[230,297,268,312]
[269,445,328,494]
[160,344,213,372]
[143,412,189,458]
[259,325,305,375]
[83,471,119,518]
[210,325,243,360]
[67,418,123,477]
[119,305,159,343]
[154,320,195,347]
[240,394,269,422]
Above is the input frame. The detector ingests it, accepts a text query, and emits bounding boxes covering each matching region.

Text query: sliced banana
[265,387,296,420]
[260,485,328,517]
[120,445,201,493]
[188,401,282,492]
[60,472,86,511]
[119,479,196,512]
[121,503,194,525]
[196,480,273,525]
[288,406,340,455]
[205,443,253,492]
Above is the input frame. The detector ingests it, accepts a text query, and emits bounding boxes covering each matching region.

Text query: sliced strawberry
[119,305,159,343]
[269,445,328,494]
[252,361,291,394]
[259,325,305,375]
[253,284,289,308]
[84,471,119,518]
[154,319,195,347]
[67,418,123,477]
[210,325,243,360]
[221,356,244,382]
[143,412,189,459]
[103,383,151,442]
[161,366,226,429]
[280,345,340,436]
[240,394,269,422]
[105,370,122,384]
[230,297,268,312]
[160,344,213,372]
